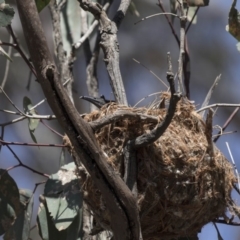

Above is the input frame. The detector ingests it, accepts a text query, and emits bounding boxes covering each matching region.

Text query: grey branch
[78,0,128,106]
[197,103,240,113]
[200,74,221,118]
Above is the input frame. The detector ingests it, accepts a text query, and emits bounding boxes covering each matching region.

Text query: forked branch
[78,0,128,106]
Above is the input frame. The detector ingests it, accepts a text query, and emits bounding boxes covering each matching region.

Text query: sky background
[1,0,240,239]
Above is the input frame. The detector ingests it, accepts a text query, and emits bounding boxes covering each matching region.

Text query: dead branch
[78,0,128,106]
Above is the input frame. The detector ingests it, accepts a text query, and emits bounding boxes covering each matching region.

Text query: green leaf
[35,0,51,12]
[0,1,15,27]
[37,197,67,240]
[4,189,34,240]
[0,169,23,215]
[0,46,12,61]
[66,208,82,240]
[0,196,16,236]
[44,162,82,231]
[227,4,240,41]
[129,2,140,17]
[23,96,40,143]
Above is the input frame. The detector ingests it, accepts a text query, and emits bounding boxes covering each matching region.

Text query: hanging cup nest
[77,92,237,239]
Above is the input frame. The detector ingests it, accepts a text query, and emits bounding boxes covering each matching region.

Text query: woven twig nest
[78,92,237,239]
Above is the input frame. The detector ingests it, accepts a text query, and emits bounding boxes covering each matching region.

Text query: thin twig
[133,55,181,147]
[197,103,240,113]
[213,107,240,143]
[186,7,200,33]
[157,1,180,45]
[213,222,224,240]
[212,130,237,138]
[6,25,36,77]
[90,110,158,131]
[133,58,168,88]
[134,13,178,25]
[200,74,221,118]
[6,145,49,177]
[1,36,13,89]
[177,0,187,94]
[133,92,163,107]
[205,109,214,158]
[226,142,240,191]
[40,119,64,138]
[0,139,65,148]
[0,86,26,115]
[214,219,240,226]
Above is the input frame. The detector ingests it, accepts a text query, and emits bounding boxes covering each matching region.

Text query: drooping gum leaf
[23,97,40,143]
[44,162,82,231]
[227,4,240,41]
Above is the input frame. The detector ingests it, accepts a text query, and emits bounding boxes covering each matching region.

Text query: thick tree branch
[78,0,128,106]
[16,0,140,239]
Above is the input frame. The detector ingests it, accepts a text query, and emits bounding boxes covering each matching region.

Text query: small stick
[226,142,240,191]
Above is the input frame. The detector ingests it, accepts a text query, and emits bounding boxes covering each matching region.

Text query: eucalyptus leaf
[0,169,23,215]
[227,4,240,41]
[37,199,67,240]
[4,189,34,240]
[0,46,12,61]
[44,162,82,230]
[23,96,40,143]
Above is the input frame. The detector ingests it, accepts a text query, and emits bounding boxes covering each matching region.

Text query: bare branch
[213,107,240,143]
[133,61,181,148]
[177,1,187,94]
[78,0,128,105]
[16,0,140,238]
[205,109,214,158]
[200,74,221,118]
[1,36,13,90]
[197,103,240,113]
[6,25,36,77]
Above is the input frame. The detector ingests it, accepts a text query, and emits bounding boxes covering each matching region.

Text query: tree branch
[16,0,140,239]
[90,110,158,131]
[78,0,128,105]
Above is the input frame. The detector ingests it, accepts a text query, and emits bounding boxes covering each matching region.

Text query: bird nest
[77,92,237,239]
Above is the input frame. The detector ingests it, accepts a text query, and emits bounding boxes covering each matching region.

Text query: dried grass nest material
[79,92,237,239]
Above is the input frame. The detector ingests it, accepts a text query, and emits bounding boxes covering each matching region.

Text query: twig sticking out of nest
[76,92,237,239]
